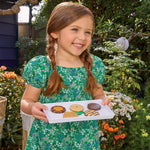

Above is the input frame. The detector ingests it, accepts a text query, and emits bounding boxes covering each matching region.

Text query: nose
[78,32,86,40]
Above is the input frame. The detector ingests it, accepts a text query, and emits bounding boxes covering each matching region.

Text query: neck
[55,52,83,68]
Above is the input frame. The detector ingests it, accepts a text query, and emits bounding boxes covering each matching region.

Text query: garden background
[0,0,150,149]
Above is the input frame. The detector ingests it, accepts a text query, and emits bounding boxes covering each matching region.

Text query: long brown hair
[43,2,99,97]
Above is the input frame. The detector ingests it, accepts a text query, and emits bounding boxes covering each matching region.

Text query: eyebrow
[70,25,93,31]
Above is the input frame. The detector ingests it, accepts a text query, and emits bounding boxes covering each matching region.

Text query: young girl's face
[51,15,93,58]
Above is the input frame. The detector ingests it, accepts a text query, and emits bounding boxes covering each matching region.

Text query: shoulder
[27,55,48,66]
[24,55,50,71]
[23,55,50,88]
[91,54,104,67]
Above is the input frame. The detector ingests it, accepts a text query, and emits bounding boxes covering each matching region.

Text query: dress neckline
[46,55,85,69]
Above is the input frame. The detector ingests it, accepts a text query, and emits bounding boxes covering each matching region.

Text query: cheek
[87,37,92,45]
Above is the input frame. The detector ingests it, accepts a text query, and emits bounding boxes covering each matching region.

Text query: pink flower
[132,12,136,16]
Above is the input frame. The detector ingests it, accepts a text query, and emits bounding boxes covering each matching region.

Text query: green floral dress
[23,55,105,150]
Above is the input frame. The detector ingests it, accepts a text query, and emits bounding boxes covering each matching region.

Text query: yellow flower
[108,19,111,23]
[123,100,128,104]
[141,129,149,137]
[146,115,150,120]
[142,133,148,137]
[105,92,109,96]
[142,108,146,112]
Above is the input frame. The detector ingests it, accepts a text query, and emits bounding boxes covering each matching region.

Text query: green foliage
[124,100,150,150]
[144,78,150,101]
[16,36,46,63]
[93,41,146,96]
[0,66,26,148]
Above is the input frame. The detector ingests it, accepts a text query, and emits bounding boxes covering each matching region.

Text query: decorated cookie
[63,112,78,118]
[51,105,66,113]
[87,103,101,110]
[84,110,99,116]
[70,104,84,112]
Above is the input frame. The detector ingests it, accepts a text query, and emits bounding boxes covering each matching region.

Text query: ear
[51,32,58,39]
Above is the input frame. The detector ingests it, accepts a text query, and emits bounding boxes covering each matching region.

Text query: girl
[21,2,111,149]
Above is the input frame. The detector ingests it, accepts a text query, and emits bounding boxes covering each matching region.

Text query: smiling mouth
[73,43,84,49]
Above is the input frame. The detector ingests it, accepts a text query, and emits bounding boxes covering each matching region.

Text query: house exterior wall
[0,14,18,68]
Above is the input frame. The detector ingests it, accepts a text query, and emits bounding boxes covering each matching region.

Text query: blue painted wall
[0,14,18,68]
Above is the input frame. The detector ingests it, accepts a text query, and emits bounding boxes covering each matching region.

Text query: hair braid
[80,50,99,97]
[42,35,67,96]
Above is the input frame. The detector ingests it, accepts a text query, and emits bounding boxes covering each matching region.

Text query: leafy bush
[0,66,26,148]
[93,41,146,97]
[124,100,150,150]
[16,36,46,63]
[99,91,136,150]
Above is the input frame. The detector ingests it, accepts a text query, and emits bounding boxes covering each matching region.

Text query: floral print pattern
[23,55,105,150]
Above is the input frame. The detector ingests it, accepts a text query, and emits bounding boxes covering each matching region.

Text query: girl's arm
[21,84,48,122]
[92,84,112,108]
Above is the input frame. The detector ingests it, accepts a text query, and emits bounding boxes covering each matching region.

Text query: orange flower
[134,105,138,110]
[0,66,7,71]
[114,127,119,132]
[10,72,17,79]
[3,72,10,78]
[133,99,139,103]
[104,124,109,130]
[120,134,126,139]
[119,125,123,128]
[114,135,120,140]
[111,90,116,93]
[114,134,126,140]
[119,120,124,124]
[108,127,113,132]
[102,122,106,126]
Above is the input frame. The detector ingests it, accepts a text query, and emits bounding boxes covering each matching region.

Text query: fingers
[101,97,112,108]
[31,102,48,123]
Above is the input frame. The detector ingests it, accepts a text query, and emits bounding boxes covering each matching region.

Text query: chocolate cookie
[87,103,101,110]
[84,110,99,116]
[51,105,66,113]
[63,112,78,118]
[70,104,84,112]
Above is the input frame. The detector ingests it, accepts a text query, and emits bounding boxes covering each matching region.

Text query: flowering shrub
[93,41,146,97]
[99,91,136,150]
[0,66,26,148]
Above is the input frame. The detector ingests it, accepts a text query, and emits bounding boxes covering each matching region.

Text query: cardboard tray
[43,99,115,124]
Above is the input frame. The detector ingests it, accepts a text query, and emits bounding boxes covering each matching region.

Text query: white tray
[43,99,115,124]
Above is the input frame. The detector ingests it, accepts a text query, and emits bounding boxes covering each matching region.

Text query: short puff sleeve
[91,55,105,84]
[23,55,49,88]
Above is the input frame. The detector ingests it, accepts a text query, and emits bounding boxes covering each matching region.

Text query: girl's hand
[100,95,112,108]
[31,102,48,123]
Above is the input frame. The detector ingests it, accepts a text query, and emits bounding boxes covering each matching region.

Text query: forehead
[68,15,94,30]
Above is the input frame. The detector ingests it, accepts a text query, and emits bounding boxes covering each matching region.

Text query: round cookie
[70,104,84,112]
[51,105,66,113]
[87,103,101,110]
[63,112,78,118]
[84,110,99,116]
